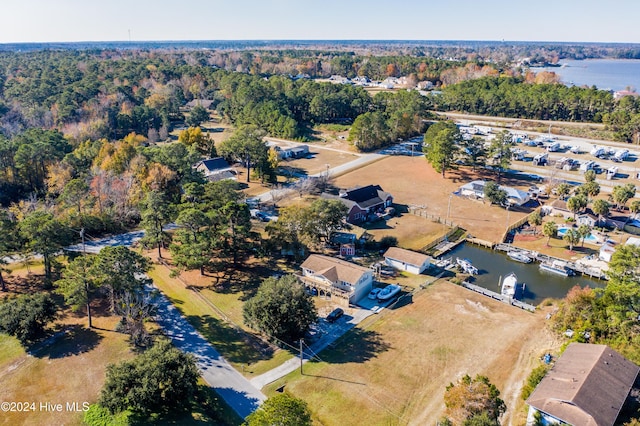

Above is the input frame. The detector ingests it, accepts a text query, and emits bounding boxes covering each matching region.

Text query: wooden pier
[494,243,607,280]
[462,282,536,312]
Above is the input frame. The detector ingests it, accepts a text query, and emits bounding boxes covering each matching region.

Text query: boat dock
[494,243,607,280]
[462,282,536,312]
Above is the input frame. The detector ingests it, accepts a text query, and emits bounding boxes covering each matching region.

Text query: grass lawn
[148,264,294,378]
[0,314,134,426]
[261,280,559,425]
[332,156,530,243]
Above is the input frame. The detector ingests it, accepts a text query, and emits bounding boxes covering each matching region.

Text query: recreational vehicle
[590,146,606,158]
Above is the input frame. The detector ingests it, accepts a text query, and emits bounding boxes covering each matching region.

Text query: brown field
[355,214,447,251]
[0,302,133,426]
[265,280,560,426]
[333,156,532,243]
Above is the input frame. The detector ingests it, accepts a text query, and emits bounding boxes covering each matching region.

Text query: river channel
[445,243,606,305]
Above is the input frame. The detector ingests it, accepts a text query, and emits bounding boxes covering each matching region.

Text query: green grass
[148,266,293,377]
[0,334,25,367]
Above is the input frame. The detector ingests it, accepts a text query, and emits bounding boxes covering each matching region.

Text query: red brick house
[324,185,393,224]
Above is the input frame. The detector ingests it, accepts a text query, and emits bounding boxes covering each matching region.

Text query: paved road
[66,233,267,419]
[154,290,266,419]
[250,152,385,204]
[250,304,377,389]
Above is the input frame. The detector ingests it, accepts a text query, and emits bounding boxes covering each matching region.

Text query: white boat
[377,284,401,301]
[540,260,574,277]
[501,273,518,298]
[456,258,478,275]
[507,251,532,263]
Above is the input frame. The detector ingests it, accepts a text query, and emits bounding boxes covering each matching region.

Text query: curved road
[154,291,266,419]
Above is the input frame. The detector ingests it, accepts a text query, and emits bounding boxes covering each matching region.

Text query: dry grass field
[333,156,532,243]
[264,280,560,426]
[0,300,133,426]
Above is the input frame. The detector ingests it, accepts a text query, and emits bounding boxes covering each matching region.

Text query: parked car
[326,308,344,323]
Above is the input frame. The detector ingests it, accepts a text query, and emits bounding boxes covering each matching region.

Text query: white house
[459,180,530,206]
[299,254,373,306]
[383,247,431,275]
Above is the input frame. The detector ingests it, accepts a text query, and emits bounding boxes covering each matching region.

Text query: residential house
[383,247,431,275]
[526,343,639,426]
[299,254,373,306]
[459,180,530,206]
[276,144,309,160]
[325,185,393,224]
[194,157,236,182]
[185,99,214,109]
[576,212,598,227]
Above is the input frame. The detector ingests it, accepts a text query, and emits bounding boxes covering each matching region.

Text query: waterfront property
[299,254,373,306]
[458,180,530,206]
[526,343,639,426]
[383,246,431,274]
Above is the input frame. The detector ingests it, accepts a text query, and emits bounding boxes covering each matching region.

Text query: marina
[443,243,605,305]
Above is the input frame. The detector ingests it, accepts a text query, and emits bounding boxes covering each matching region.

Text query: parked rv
[607,166,618,180]
[590,146,606,158]
[580,160,596,172]
[546,141,561,152]
[613,149,629,162]
[532,152,548,166]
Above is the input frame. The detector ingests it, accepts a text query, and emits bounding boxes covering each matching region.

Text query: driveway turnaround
[154,291,266,419]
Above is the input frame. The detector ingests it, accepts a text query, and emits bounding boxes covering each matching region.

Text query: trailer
[613,149,629,162]
[607,166,618,180]
[580,160,596,172]
[532,152,548,166]
[590,146,606,158]
[546,141,561,152]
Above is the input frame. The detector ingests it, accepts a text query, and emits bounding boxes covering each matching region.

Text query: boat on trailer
[456,258,478,275]
[507,250,532,263]
[377,284,401,301]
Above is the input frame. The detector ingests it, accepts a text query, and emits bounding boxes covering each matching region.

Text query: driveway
[154,289,266,419]
[250,304,376,389]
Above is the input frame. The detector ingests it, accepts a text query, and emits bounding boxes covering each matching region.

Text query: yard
[333,156,532,243]
[263,280,560,425]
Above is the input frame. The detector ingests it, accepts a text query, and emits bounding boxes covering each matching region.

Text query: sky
[1,0,639,44]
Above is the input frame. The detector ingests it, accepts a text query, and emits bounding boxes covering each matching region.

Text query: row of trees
[551,243,640,364]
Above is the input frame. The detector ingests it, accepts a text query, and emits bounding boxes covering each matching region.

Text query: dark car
[326,308,344,323]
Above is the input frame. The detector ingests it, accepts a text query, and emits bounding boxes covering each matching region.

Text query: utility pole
[300,339,304,375]
[80,227,86,254]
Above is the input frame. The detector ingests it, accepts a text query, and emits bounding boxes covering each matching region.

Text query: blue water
[446,244,605,305]
[557,227,598,243]
[534,59,640,92]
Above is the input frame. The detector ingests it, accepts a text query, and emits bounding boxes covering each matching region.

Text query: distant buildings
[194,157,237,182]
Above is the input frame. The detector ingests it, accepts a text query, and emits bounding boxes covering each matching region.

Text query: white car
[368,288,381,300]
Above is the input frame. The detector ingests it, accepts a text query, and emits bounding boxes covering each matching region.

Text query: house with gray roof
[324,185,393,224]
[194,157,237,182]
[526,343,639,426]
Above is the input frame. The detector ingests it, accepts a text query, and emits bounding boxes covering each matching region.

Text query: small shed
[340,244,356,257]
[383,247,431,275]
